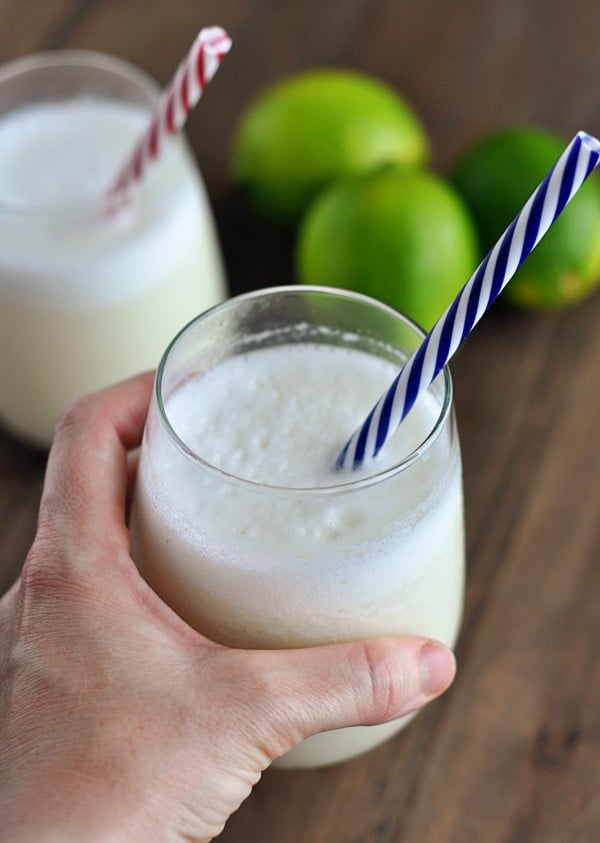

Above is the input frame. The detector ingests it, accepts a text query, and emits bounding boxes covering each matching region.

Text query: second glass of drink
[0,49,226,447]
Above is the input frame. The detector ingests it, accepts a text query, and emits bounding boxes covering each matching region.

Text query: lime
[232,69,429,224]
[296,166,480,331]
[450,127,600,309]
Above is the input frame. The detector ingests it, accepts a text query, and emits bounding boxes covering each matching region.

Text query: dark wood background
[0,2,599,841]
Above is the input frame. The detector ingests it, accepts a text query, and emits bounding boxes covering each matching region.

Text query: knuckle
[20,539,67,598]
[19,537,102,627]
[20,521,92,603]
[22,524,58,571]
[218,652,305,755]
[357,639,411,724]
[229,653,282,712]
[53,393,97,439]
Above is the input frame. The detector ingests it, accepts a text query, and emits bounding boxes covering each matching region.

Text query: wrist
[1,808,154,843]
[0,768,160,843]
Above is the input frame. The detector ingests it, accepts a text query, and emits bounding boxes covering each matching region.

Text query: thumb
[252,636,456,753]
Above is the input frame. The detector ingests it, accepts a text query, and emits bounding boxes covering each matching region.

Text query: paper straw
[110,26,232,196]
[336,130,600,472]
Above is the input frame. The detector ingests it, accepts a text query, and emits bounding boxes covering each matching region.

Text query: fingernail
[419,641,456,697]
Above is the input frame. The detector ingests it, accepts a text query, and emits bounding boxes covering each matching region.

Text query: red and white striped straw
[110,26,232,196]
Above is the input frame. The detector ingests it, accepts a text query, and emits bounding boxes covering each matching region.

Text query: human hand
[0,373,456,842]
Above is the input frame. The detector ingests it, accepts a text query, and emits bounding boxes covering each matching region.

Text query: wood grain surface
[0,2,599,841]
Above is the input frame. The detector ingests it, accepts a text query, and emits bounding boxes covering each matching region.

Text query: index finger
[37,371,155,555]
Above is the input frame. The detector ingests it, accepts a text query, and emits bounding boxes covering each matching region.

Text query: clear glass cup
[0,50,226,447]
[130,286,465,768]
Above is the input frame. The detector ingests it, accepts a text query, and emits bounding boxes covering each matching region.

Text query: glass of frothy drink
[0,50,226,447]
[130,286,465,768]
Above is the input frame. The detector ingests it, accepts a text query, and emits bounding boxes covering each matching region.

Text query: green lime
[450,127,600,309]
[296,166,480,331]
[232,69,429,224]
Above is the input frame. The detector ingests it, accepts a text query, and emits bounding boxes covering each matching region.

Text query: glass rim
[154,286,455,497]
[0,49,162,218]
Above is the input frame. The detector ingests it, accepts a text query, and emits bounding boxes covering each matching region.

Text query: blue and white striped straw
[336,130,600,472]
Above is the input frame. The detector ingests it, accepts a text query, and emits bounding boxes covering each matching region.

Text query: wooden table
[1,2,599,840]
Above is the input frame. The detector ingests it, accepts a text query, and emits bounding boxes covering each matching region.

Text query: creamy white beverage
[0,53,226,447]
[131,293,465,769]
